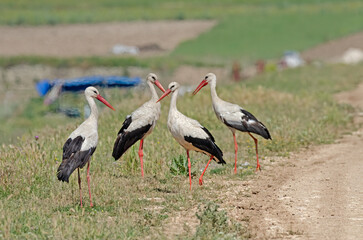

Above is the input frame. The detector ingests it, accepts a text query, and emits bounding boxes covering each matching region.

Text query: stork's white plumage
[157,82,225,190]
[112,73,165,177]
[193,73,271,173]
[57,86,115,207]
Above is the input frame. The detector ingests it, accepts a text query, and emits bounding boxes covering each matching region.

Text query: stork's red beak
[154,80,166,93]
[193,79,208,95]
[156,89,171,103]
[96,95,115,110]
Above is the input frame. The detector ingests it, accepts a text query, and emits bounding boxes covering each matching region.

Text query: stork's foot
[90,203,94,208]
[255,164,262,172]
[199,177,203,186]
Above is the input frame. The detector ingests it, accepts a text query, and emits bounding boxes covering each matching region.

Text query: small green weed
[170,154,196,177]
[209,166,228,175]
[194,202,247,239]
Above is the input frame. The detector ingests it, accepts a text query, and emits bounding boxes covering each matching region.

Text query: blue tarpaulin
[36,75,141,97]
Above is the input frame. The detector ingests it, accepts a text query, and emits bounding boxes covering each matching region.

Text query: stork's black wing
[241,109,271,139]
[184,127,225,164]
[223,109,271,140]
[62,136,83,159]
[117,115,132,135]
[57,136,96,183]
[112,115,152,160]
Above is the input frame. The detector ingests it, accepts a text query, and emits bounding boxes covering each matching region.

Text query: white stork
[112,73,165,177]
[193,73,271,172]
[57,86,115,207]
[157,82,225,190]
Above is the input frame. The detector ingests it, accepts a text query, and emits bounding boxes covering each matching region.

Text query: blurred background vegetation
[0,0,362,64]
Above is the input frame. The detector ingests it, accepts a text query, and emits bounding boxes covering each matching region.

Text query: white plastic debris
[281,51,305,68]
[111,44,139,55]
[341,48,363,64]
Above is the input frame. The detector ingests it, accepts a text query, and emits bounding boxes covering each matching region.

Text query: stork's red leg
[78,168,83,207]
[199,155,213,185]
[233,132,238,174]
[86,161,94,207]
[138,139,144,178]
[187,150,192,190]
[248,132,261,171]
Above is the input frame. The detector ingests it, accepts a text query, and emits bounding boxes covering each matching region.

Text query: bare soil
[302,31,363,62]
[0,21,215,57]
[226,117,363,239]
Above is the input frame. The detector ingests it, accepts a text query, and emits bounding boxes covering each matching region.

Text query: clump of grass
[194,202,247,239]
[170,154,196,177]
[117,145,140,176]
[209,165,228,175]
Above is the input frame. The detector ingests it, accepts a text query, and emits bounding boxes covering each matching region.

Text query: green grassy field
[1,0,361,25]
[173,7,363,62]
[1,63,362,239]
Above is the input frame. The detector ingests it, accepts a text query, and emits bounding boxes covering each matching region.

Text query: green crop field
[173,8,363,62]
[1,63,362,239]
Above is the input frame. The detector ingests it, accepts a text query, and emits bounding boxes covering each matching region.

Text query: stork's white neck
[209,79,221,103]
[169,88,179,113]
[86,95,99,123]
[147,80,159,100]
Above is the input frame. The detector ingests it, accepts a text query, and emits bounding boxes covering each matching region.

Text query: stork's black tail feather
[213,143,226,164]
[261,126,272,140]
[57,148,95,182]
[247,122,271,140]
[112,134,129,160]
[240,109,271,140]
[57,158,78,183]
[184,135,225,165]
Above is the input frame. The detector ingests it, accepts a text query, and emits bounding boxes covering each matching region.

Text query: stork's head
[146,73,166,93]
[167,82,180,92]
[85,86,100,98]
[156,82,179,103]
[85,86,115,110]
[193,72,216,95]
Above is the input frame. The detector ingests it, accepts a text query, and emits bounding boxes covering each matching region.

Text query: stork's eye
[93,90,97,94]
[152,76,156,80]
[205,76,208,79]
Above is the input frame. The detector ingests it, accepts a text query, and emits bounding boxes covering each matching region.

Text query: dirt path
[301,31,363,62]
[224,84,363,239]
